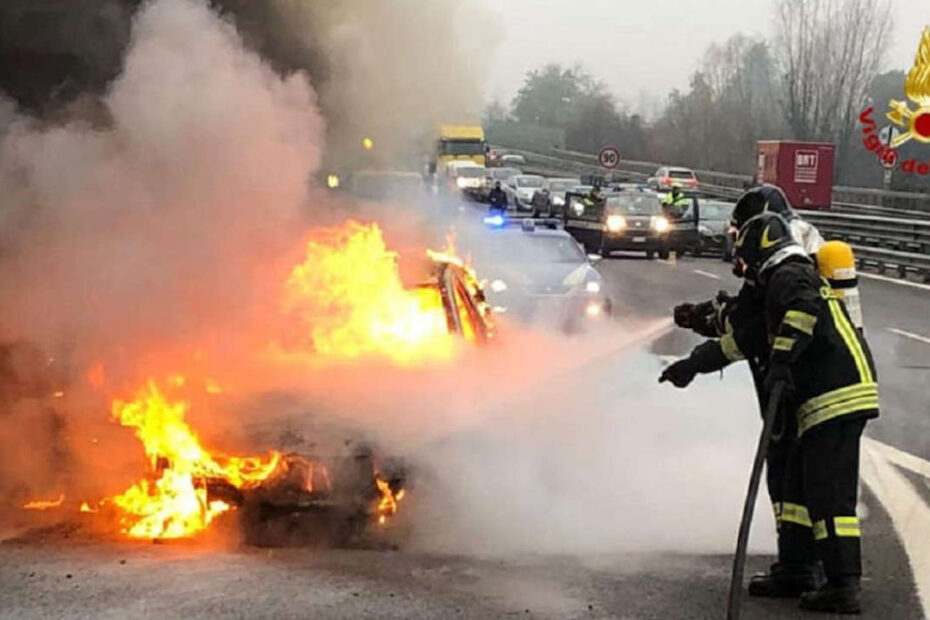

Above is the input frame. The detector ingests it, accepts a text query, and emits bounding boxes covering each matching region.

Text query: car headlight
[653,216,670,233]
[698,224,713,236]
[456,177,468,189]
[552,196,565,206]
[585,281,601,294]
[606,215,626,232]
[490,279,508,293]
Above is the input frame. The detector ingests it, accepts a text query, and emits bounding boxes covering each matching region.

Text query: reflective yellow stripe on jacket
[796,286,878,436]
[783,310,817,335]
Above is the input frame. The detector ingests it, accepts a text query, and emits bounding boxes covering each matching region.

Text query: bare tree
[774,0,893,174]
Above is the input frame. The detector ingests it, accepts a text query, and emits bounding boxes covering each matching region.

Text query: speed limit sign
[598,146,621,169]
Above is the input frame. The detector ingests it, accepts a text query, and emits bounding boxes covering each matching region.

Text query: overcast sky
[477,0,928,116]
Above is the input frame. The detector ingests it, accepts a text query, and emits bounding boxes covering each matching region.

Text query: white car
[445,161,487,194]
[503,174,546,210]
[647,166,698,191]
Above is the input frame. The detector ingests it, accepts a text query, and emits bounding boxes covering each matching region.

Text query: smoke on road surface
[0,0,771,557]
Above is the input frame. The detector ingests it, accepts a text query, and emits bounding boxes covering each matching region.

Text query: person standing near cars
[662,184,689,219]
[661,213,879,614]
[488,181,507,213]
[531,187,552,217]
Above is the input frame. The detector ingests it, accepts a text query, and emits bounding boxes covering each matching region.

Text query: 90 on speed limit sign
[598,146,621,169]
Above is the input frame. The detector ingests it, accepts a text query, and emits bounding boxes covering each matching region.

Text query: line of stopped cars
[447,159,737,333]
[451,157,735,261]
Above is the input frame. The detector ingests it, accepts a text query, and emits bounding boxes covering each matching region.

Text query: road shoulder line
[887,327,930,346]
[859,272,930,292]
[862,437,930,619]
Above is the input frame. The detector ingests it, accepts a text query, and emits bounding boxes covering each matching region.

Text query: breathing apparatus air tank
[817,240,863,329]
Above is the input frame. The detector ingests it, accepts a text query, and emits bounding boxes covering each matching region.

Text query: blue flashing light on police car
[483,214,506,228]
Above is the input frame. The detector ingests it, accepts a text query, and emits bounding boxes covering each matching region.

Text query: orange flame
[375,477,404,526]
[283,221,456,364]
[108,380,281,539]
[23,494,65,511]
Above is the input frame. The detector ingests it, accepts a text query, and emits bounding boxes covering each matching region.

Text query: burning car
[14,220,494,547]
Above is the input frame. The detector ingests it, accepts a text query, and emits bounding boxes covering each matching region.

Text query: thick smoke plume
[0,0,321,357]
[0,0,324,504]
[262,0,498,168]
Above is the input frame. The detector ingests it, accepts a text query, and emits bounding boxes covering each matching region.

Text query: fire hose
[726,381,784,620]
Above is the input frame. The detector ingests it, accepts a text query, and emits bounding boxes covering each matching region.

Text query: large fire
[20,220,446,540]
[108,380,281,539]
[282,220,457,364]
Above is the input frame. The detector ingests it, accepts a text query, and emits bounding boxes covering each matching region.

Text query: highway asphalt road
[1,250,928,619]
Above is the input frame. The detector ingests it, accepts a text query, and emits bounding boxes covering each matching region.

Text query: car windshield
[516,177,544,188]
[605,194,662,215]
[483,235,586,264]
[669,169,695,179]
[491,168,521,180]
[548,180,579,192]
[439,140,485,156]
[457,167,485,178]
[701,202,735,220]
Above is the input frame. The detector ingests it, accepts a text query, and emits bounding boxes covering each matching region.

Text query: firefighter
[676,181,859,340]
[730,183,824,255]
[487,181,507,213]
[660,212,879,614]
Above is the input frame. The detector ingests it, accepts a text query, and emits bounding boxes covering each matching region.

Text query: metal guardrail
[503,146,930,283]
[850,245,930,282]
[797,211,930,253]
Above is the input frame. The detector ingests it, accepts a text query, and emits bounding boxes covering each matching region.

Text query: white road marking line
[888,328,930,346]
[861,438,930,618]
[692,269,722,280]
[859,272,930,292]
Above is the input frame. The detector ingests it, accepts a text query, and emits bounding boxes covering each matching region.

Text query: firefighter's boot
[748,563,820,598]
[798,577,861,615]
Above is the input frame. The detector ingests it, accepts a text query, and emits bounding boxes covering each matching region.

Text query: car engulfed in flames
[16,219,492,546]
[69,378,407,547]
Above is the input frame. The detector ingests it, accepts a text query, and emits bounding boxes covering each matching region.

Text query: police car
[465,216,611,332]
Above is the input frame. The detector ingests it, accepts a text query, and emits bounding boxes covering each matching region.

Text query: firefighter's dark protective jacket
[686,258,879,437]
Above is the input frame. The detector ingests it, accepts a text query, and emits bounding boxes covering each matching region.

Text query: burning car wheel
[237,446,407,549]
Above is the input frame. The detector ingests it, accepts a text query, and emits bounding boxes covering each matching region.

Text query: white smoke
[0,0,322,357]
[0,0,324,503]
[0,0,774,559]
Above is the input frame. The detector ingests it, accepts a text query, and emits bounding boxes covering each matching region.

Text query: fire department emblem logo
[887,27,930,147]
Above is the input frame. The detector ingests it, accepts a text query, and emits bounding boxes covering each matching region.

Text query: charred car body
[207,445,407,548]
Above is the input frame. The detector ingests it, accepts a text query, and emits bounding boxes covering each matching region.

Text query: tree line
[487,0,929,192]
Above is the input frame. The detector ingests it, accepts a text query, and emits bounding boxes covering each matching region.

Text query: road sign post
[598,146,621,169]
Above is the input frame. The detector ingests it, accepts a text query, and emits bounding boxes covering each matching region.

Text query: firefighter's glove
[673,303,695,329]
[764,363,795,402]
[659,358,698,388]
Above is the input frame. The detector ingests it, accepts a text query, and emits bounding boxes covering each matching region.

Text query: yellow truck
[435,125,486,173]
